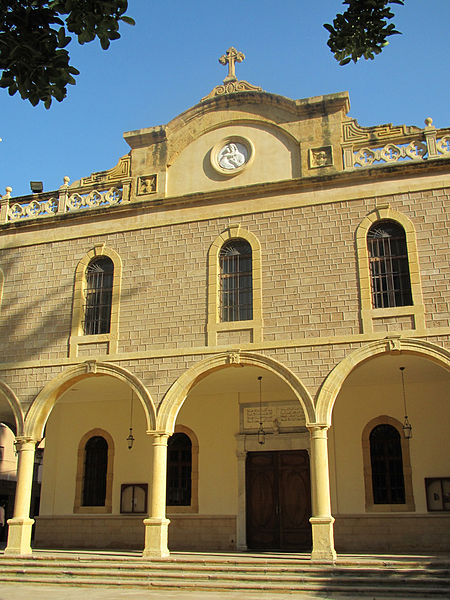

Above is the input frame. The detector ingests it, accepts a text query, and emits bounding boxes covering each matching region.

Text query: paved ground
[0,582,420,600]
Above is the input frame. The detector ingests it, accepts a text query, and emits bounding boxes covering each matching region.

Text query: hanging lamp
[126,390,135,449]
[400,367,412,439]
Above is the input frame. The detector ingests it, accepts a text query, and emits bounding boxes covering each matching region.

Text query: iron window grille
[84,257,114,335]
[367,221,412,309]
[82,436,108,506]
[166,433,192,506]
[219,239,253,322]
[370,424,405,504]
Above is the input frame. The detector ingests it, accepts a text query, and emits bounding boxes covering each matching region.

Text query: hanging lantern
[400,367,412,440]
[127,390,135,449]
[126,428,135,450]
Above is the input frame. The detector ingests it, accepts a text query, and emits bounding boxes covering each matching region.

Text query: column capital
[146,430,171,445]
[306,423,330,437]
[14,437,39,451]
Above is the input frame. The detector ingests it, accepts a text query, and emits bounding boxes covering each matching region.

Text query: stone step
[0,574,449,597]
[1,563,448,579]
[1,553,449,597]
[3,554,450,568]
[2,557,450,572]
[1,562,449,579]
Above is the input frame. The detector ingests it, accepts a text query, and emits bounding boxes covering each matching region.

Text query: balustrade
[343,118,450,170]
[1,177,124,224]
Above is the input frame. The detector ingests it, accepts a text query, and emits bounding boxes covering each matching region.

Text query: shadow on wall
[0,249,142,363]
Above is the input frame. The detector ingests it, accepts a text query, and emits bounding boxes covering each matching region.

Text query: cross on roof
[219,47,245,83]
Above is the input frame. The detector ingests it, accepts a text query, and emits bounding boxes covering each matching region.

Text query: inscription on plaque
[242,401,305,432]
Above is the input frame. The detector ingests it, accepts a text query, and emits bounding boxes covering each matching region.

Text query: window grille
[82,436,108,506]
[370,424,405,504]
[166,433,192,506]
[84,257,114,335]
[219,239,253,322]
[367,221,412,309]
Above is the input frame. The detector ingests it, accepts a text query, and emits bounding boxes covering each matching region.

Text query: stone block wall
[1,186,448,371]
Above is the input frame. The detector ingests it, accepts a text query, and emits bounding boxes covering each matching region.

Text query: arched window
[84,257,114,335]
[166,433,192,506]
[370,424,405,505]
[219,239,253,322]
[82,436,108,506]
[367,221,412,309]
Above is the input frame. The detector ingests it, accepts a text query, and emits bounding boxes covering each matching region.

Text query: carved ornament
[211,136,254,176]
[79,155,131,186]
[226,351,241,365]
[137,175,157,195]
[201,80,263,102]
[385,336,402,352]
[84,360,98,374]
[309,146,333,169]
[342,119,421,143]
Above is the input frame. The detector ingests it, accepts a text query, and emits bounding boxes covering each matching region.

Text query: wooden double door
[246,450,312,551]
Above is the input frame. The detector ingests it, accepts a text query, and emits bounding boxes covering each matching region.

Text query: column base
[4,517,35,556]
[142,517,170,558]
[310,516,337,562]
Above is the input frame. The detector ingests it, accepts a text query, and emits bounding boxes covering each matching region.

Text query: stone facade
[0,55,449,558]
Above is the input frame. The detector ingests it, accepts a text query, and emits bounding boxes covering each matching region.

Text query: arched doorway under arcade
[151,352,334,558]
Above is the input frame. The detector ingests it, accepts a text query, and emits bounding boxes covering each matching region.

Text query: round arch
[0,380,24,435]
[316,338,450,425]
[156,351,316,432]
[24,361,156,439]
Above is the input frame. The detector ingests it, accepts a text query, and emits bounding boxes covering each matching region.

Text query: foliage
[324,0,405,65]
[0,0,134,108]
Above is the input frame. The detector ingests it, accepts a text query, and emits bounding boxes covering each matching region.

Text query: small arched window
[84,257,114,335]
[367,221,412,309]
[219,239,253,322]
[82,436,108,506]
[166,433,192,506]
[370,424,405,504]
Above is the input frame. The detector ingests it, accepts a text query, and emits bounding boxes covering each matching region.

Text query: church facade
[1,49,449,560]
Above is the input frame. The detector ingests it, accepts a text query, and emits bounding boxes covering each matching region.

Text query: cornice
[1,156,449,238]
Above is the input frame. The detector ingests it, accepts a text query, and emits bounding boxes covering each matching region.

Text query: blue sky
[1,0,449,197]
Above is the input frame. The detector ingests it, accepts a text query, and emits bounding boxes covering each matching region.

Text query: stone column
[308,424,337,562]
[143,432,170,558]
[5,437,37,556]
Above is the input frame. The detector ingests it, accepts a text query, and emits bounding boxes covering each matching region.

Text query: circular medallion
[211,136,254,176]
